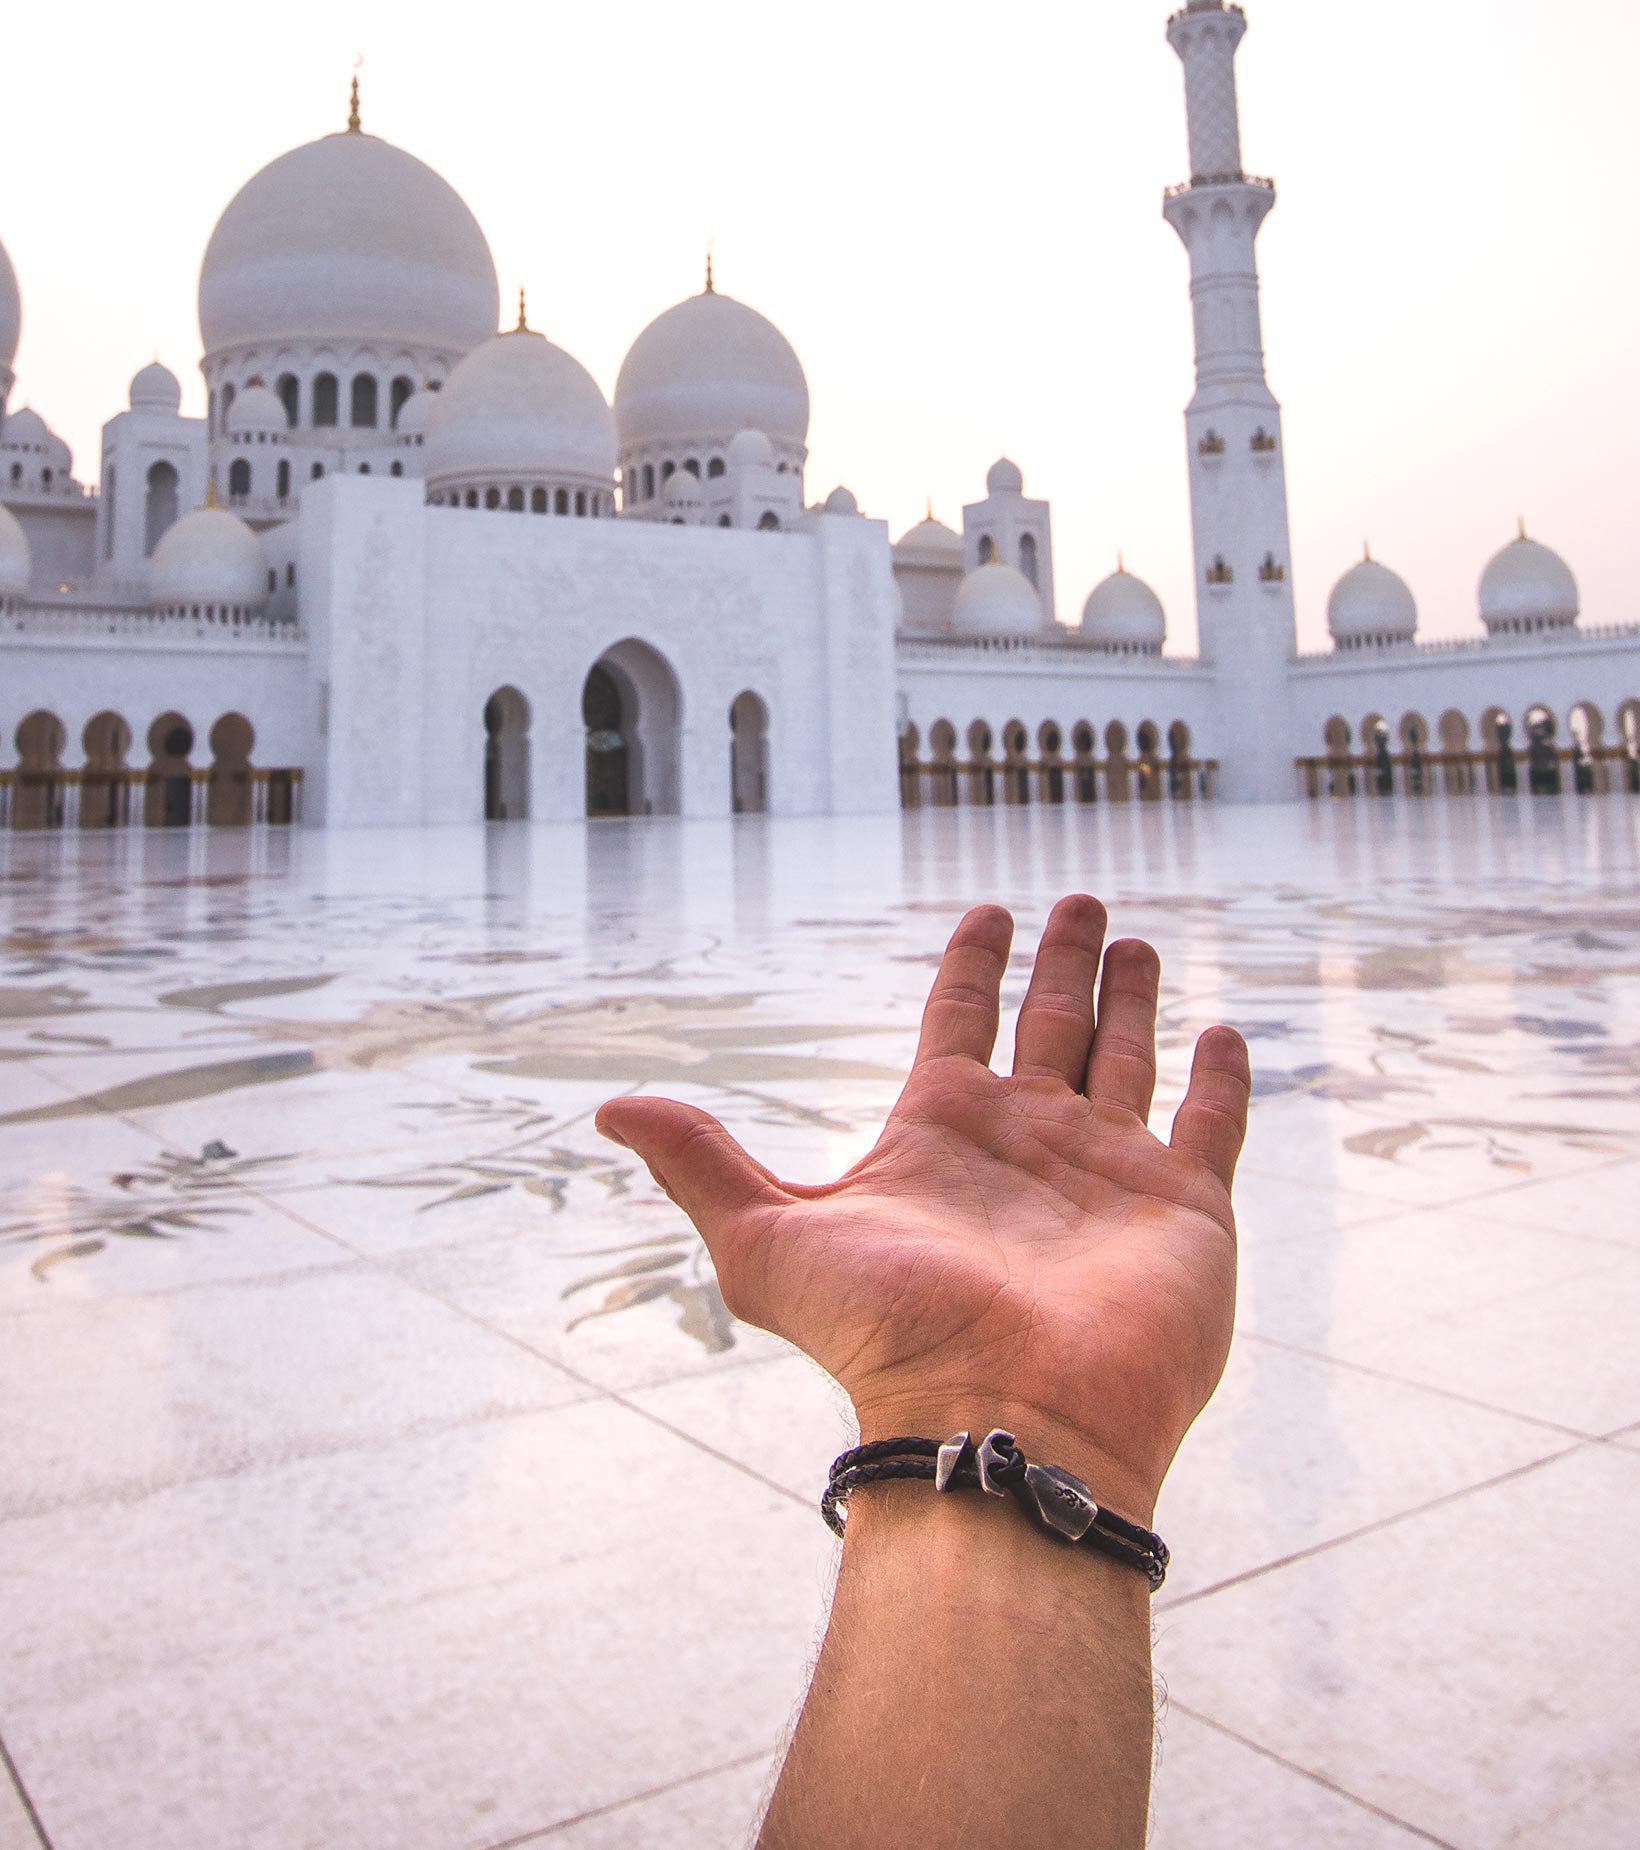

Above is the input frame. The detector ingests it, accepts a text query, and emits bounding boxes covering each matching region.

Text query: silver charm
[975,1428,1018,1497]
[935,1431,972,1492]
[1020,1462,1100,1541]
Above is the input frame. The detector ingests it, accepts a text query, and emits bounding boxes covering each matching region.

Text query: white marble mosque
[2,1,1638,832]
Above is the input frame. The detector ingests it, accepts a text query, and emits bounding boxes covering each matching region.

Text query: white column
[1162,1,1298,802]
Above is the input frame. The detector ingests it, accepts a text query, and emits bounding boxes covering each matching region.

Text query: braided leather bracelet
[821,1429,1170,1591]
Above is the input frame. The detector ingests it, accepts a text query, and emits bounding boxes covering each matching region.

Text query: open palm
[596,896,1250,1518]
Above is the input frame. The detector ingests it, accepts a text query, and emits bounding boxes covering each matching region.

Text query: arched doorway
[145,713,195,827]
[207,713,256,826]
[13,711,66,830]
[730,690,769,814]
[483,686,531,820]
[144,461,180,556]
[583,641,682,817]
[82,711,133,828]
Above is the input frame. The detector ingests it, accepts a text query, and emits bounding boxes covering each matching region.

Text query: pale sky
[6,0,1637,654]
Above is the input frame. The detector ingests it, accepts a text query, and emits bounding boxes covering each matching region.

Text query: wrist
[849,1393,1163,1525]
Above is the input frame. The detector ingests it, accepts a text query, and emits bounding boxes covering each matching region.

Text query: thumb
[595,1096,786,1247]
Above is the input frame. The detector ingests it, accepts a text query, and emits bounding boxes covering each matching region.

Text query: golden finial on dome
[515,287,529,332]
[1517,514,1528,541]
[925,497,934,522]
[205,474,219,509]
[347,57,362,133]
[1118,550,1126,573]
[705,242,715,295]
[1364,538,1372,562]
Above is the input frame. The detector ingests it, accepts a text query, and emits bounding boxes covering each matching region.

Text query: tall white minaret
[1162,1,1297,802]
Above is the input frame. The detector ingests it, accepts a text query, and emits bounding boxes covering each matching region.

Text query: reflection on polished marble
[2,797,1638,1848]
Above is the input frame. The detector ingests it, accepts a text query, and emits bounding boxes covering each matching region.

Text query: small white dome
[986,455,1024,496]
[0,235,18,369]
[894,513,963,559]
[1081,568,1166,651]
[425,327,615,491]
[394,388,435,438]
[662,468,704,506]
[46,432,72,473]
[198,129,499,355]
[951,560,1043,638]
[226,382,287,436]
[0,501,31,595]
[129,360,182,414]
[823,484,859,516]
[1478,531,1578,633]
[149,506,268,611]
[726,426,774,468]
[1327,556,1417,646]
[615,288,809,451]
[0,406,49,451]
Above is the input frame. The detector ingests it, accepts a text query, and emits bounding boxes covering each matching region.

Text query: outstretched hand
[596,896,1250,1519]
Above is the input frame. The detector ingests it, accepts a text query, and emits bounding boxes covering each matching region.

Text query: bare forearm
[758,1482,1156,1850]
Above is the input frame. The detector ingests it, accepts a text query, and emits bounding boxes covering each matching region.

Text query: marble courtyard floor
[2,798,1638,1850]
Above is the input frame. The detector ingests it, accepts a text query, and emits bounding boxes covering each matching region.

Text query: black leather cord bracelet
[820,1430,1170,1591]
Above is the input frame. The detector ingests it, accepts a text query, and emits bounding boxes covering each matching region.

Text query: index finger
[913,905,1015,1067]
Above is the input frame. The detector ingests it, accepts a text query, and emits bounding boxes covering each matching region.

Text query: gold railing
[899,756,1219,810]
[1295,747,1639,800]
[0,765,304,831]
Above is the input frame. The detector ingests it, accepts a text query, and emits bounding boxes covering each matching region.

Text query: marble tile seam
[1227,1331,1598,1443]
[0,1727,50,1850]
[1158,1700,1461,1850]
[378,1236,821,1514]
[479,1744,777,1849]
[1155,1436,1590,1616]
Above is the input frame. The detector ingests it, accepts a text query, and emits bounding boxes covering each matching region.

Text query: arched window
[390,460,403,478]
[661,460,676,483]
[707,456,725,479]
[103,465,116,559]
[358,463,371,475]
[757,511,781,531]
[555,488,569,514]
[683,458,700,478]
[465,489,478,507]
[642,464,655,500]
[389,375,414,427]
[228,458,252,499]
[507,486,524,511]
[978,535,995,564]
[286,563,295,588]
[311,461,326,481]
[1019,533,1039,587]
[531,487,547,513]
[276,374,299,426]
[575,490,587,515]
[41,468,53,488]
[144,460,180,555]
[207,388,217,436]
[8,463,19,483]
[220,383,237,430]
[717,513,732,527]
[276,459,291,499]
[485,487,501,508]
[350,374,378,428]
[267,568,277,595]
[312,373,339,426]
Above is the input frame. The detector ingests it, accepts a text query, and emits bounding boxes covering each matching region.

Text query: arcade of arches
[1299,698,1640,799]
[898,717,1214,808]
[2,709,299,830]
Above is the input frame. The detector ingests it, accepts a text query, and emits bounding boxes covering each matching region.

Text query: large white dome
[615,288,809,452]
[424,327,615,490]
[0,502,30,595]
[951,561,1043,638]
[1478,531,1578,633]
[1082,568,1166,651]
[150,506,268,612]
[198,129,500,355]
[0,234,18,370]
[1327,556,1416,646]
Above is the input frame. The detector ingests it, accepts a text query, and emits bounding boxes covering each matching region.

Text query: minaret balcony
[1257,553,1286,586]
[1205,557,1235,593]
[1250,426,1279,457]
[1197,430,1227,460]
